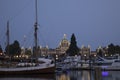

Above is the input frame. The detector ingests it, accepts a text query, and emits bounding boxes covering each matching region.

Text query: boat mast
[6,21,10,55]
[34,0,38,57]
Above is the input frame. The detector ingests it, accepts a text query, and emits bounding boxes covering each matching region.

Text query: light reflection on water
[0,71,120,80]
[56,71,94,80]
[102,71,120,80]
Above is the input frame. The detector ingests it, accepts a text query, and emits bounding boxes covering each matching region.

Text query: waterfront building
[57,34,70,54]
[39,34,70,57]
[96,46,108,57]
[80,45,91,60]
[20,34,96,60]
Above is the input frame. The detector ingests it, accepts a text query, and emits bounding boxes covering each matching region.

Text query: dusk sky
[0,0,120,50]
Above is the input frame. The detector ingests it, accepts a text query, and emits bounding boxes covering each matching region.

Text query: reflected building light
[81,71,91,80]
[102,71,109,77]
[58,74,70,80]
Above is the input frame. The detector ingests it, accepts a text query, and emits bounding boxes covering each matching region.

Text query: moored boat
[0,58,55,75]
[0,64,55,75]
[0,0,55,75]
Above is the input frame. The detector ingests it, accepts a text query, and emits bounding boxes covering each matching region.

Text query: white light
[84,54,86,57]
[105,54,107,56]
[0,53,2,55]
[16,55,18,58]
[94,54,96,57]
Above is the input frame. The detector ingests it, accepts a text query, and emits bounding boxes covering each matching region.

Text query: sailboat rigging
[0,0,55,75]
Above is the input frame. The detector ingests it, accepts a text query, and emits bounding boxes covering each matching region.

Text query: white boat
[111,60,120,67]
[97,59,120,71]
[0,58,55,75]
[64,55,81,63]
[94,56,119,65]
[103,60,120,70]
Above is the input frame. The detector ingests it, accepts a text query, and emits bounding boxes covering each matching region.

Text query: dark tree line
[5,40,21,57]
[97,43,120,57]
[108,43,120,55]
[0,45,3,53]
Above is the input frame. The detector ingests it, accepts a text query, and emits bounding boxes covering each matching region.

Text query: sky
[0,0,120,50]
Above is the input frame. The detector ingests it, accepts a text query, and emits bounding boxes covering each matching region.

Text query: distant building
[80,45,90,59]
[57,34,70,54]
[21,34,97,60]
[96,46,108,57]
[40,34,70,57]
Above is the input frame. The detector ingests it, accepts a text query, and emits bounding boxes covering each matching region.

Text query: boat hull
[0,65,55,75]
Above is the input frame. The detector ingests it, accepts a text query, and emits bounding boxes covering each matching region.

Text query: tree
[5,40,21,56]
[115,45,120,54]
[12,40,21,55]
[97,49,103,57]
[66,33,79,56]
[108,43,115,55]
[108,43,120,55]
[0,45,3,53]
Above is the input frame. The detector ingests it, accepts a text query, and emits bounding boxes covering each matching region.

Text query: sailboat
[0,0,55,75]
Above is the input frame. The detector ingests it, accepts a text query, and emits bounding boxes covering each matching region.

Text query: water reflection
[56,70,120,80]
[56,71,94,80]
[102,71,120,80]
[0,71,120,80]
[57,74,70,80]
[0,74,55,80]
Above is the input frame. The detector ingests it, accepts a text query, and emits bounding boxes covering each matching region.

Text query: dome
[59,34,70,48]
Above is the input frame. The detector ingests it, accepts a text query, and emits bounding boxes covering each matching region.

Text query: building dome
[59,34,70,47]
[58,34,70,54]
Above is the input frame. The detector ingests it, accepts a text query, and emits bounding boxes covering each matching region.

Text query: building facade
[21,34,97,60]
[40,34,70,57]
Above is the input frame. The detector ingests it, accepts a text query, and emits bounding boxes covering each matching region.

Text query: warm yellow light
[26,55,29,59]
[0,53,2,55]
[105,54,107,56]
[56,55,58,57]
[58,74,70,80]
[16,55,18,58]
[94,54,96,57]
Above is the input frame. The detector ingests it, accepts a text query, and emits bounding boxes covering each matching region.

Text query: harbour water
[0,70,120,80]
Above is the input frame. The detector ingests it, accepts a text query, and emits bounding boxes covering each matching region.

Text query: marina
[0,0,120,80]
